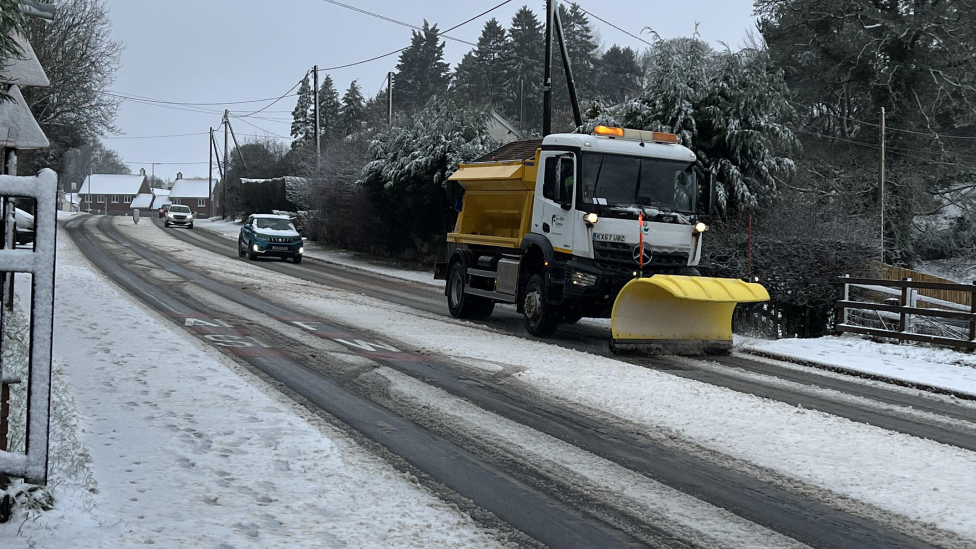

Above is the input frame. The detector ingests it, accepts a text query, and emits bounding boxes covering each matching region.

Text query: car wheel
[164,221,170,227]
[237,238,247,258]
[188,224,194,230]
[524,273,560,337]
[292,255,303,264]
[247,242,257,261]
[446,262,494,320]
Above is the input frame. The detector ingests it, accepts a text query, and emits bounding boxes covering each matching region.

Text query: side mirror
[243,224,251,230]
[560,202,572,211]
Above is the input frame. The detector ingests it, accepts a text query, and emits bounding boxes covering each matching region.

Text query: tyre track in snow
[65,216,958,549]
[162,220,976,452]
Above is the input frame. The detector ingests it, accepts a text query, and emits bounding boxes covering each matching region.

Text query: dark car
[158,203,171,218]
[238,214,304,263]
[163,205,194,229]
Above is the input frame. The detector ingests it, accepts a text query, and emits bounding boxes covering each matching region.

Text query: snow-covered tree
[290,74,314,146]
[601,37,796,213]
[451,18,508,109]
[393,21,450,112]
[358,99,498,252]
[0,0,25,104]
[598,45,641,105]
[499,6,545,134]
[340,80,365,137]
[318,73,341,138]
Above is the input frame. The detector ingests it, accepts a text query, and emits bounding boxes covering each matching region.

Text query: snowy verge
[737,335,976,398]
[120,217,976,543]
[0,225,507,549]
[195,217,444,287]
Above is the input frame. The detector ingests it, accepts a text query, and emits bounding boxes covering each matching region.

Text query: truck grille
[593,241,688,270]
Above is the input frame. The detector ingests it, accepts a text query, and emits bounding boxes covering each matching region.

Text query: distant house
[151,188,171,210]
[487,110,524,145]
[79,174,151,215]
[169,173,215,217]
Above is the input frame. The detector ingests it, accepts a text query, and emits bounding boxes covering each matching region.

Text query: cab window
[544,155,575,206]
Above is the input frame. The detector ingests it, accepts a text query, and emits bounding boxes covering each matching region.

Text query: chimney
[176,171,183,180]
[139,167,146,177]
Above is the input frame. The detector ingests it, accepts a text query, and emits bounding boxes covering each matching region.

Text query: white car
[163,205,194,229]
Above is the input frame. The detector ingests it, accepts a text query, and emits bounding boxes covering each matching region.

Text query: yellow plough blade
[611,275,770,355]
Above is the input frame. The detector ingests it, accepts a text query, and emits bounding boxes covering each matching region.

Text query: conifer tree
[340,80,366,136]
[451,18,508,109]
[598,45,641,104]
[551,3,601,118]
[317,73,341,138]
[290,74,314,146]
[500,6,545,133]
[393,21,450,112]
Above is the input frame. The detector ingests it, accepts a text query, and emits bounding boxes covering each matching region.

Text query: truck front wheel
[447,263,494,320]
[523,274,560,337]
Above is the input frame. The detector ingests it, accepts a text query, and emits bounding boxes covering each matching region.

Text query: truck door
[533,152,576,254]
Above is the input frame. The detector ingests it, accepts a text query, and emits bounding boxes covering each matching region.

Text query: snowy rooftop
[130,193,154,209]
[152,188,171,197]
[169,178,212,199]
[79,174,146,196]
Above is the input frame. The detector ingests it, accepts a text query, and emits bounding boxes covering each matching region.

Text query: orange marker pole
[638,211,644,276]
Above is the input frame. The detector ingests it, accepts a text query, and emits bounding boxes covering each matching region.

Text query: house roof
[152,195,171,209]
[490,110,523,140]
[79,174,146,196]
[152,188,171,197]
[169,178,212,199]
[0,85,49,149]
[0,33,50,87]
[130,194,154,209]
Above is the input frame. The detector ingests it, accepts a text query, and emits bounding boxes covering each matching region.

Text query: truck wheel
[523,274,560,337]
[447,263,494,320]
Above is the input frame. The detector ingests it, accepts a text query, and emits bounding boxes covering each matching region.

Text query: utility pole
[208,127,214,218]
[387,72,394,126]
[554,5,582,129]
[223,109,229,219]
[313,65,321,167]
[878,107,886,265]
[542,0,554,136]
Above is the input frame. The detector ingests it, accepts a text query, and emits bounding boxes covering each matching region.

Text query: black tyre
[237,238,247,258]
[523,273,560,337]
[446,262,494,320]
[164,221,170,228]
[188,224,194,230]
[247,241,257,261]
[293,255,303,264]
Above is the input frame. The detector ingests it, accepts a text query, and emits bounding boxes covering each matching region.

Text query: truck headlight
[583,213,599,225]
[571,271,598,287]
[694,222,708,235]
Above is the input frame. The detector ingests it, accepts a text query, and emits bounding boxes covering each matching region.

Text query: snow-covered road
[0,221,509,549]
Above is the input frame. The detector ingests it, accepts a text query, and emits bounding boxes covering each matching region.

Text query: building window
[111,195,120,204]
[197,198,206,207]
[123,195,132,203]
[97,195,105,203]
[172,198,182,205]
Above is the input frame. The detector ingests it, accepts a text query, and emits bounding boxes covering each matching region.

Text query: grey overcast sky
[102,0,757,181]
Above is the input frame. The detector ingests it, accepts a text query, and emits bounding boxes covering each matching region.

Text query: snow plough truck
[434,126,769,355]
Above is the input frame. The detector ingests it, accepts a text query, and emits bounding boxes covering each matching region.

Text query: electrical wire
[788,100,976,141]
[103,132,211,140]
[238,70,312,118]
[317,0,480,47]
[228,114,291,140]
[791,127,976,170]
[106,90,301,108]
[124,160,210,165]
[574,3,655,47]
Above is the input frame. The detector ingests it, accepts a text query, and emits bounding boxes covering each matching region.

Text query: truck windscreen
[580,153,696,214]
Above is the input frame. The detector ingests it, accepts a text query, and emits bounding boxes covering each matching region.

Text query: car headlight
[694,222,708,235]
[299,247,304,254]
[252,244,260,252]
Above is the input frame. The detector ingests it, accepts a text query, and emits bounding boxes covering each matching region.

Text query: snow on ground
[122,217,976,542]
[0,224,507,549]
[738,335,976,397]
[197,217,444,287]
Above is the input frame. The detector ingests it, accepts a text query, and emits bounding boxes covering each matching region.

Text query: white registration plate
[271,245,289,251]
[593,233,626,243]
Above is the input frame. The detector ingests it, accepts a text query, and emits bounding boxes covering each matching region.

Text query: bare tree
[18,0,122,175]
[61,140,128,188]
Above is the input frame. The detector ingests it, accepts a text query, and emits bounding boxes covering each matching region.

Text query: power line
[791,127,976,170]
[103,132,211,140]
[228,114,291,140]
[124,160,211,165]
[239,70,311,118]
[315,0,514,71]
[575,4,655,47]
[317,0,478,47]
[788,100,976,141]
[107,90,301,107]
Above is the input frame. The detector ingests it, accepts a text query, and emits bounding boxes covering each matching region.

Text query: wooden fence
[883,265,972,308]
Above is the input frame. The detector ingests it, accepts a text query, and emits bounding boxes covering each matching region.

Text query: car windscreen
[581,153,697,213]
[254,218,296,231]
[169,206,191,213]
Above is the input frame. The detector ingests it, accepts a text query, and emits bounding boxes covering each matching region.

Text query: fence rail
[834,275,976,351]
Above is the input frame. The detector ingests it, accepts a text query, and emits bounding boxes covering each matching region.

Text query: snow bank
[739,335,976,397]
[0,226,508,548]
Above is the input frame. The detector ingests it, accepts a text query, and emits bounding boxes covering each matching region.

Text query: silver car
[163,205,194,229]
